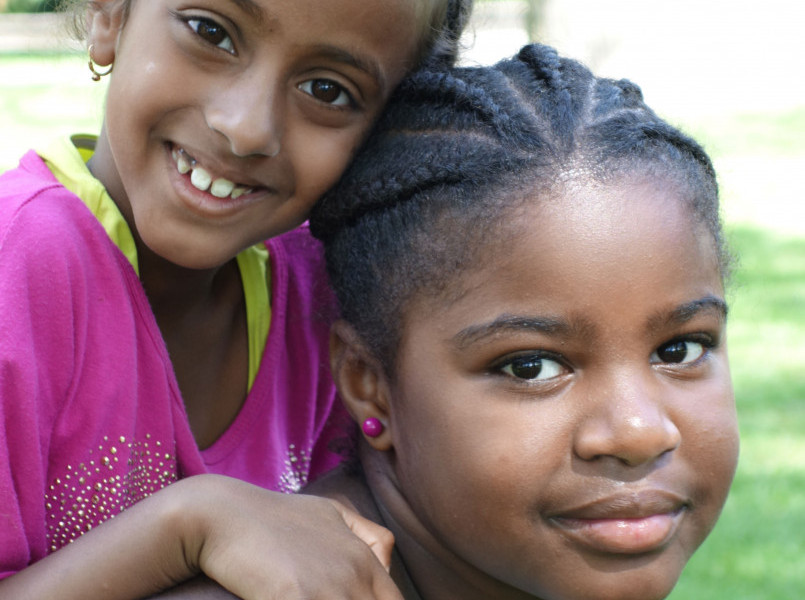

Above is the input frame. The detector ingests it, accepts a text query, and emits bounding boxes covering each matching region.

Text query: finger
[328,500,396,572]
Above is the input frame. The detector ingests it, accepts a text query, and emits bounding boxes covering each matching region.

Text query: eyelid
[669,332,717,350]
[297,78,357,109]
[651,332,718,366]
[178,11,238,55]
[491,350,569,380]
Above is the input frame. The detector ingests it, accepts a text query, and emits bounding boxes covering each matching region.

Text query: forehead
[405,175,723,333]
[244,0,423,49]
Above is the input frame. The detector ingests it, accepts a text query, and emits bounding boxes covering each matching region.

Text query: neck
[359,448,540,600]
[137,240,233,314]
[85,129,232,312]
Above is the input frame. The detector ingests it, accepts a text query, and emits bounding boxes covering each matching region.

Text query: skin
[0,0,427,598]
[327,175,740,600]
[86,0,421,446]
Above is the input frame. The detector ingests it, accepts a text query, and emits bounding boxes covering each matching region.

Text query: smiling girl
[308,43,740,599]
[0,0,471,598]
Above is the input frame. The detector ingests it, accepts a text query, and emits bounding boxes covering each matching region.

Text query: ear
[330,320,394,452]
[86,1,127,66]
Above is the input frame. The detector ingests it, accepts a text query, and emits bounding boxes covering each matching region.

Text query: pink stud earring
[362,417,384,438]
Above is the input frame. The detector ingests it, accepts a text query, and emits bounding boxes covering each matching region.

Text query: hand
[173,475,403,600]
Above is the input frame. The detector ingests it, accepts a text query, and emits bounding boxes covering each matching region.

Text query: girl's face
[89,0,420,268]
[384,177,739,600]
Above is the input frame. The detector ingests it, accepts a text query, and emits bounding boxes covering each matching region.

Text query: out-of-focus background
[1,1,803,597]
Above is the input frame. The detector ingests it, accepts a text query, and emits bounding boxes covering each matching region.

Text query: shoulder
[0,151,61,222]
[267,222,326,271]
[267,222,337,319]
[1,151,115,264]
[0,152,132,334]
[1,151,98,247]
[303,465,379,522]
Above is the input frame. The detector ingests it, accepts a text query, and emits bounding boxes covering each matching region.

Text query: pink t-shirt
[0,151,352,577]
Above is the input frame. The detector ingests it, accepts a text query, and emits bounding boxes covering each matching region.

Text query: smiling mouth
[170,146,254,200]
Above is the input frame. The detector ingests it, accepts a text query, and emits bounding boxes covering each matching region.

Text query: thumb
[328,499,396,572]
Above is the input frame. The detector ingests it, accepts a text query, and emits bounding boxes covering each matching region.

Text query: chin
[146,238,233,271]
[565,567,681,600]
[516,558,685,600]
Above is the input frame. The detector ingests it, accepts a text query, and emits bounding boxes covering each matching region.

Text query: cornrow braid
[313,68,544,241]
[310,43,726,373]
[424,0,474,67]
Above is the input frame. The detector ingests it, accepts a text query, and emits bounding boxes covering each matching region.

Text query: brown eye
[500,354,563,381]
[507,356,544,379]
[653,340,706,364]
[187,18,234,53]
[298,79,351,106]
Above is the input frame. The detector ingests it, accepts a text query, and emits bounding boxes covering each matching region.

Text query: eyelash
[183,15,235,54]
[297,79,356,109]
[492,351,568,383]
[650,333,717,367]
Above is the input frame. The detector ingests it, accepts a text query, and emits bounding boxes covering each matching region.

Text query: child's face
[384,177,739,599]
[91,0,420,268]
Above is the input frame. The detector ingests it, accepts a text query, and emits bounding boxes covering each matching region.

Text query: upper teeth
[172,148,252,200]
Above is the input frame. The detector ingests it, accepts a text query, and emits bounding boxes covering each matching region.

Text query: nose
[574,372,681,467]
[205,73,283,158]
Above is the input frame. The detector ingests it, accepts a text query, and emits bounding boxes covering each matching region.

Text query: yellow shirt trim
[36,136,270,390]
[39,135,140,273]
[237,244,271,389]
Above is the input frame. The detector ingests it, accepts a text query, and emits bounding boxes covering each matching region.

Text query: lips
[549,490,688,555]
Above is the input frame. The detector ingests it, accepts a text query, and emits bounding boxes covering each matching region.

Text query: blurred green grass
[1,52,804,598]
[0,52,106,171]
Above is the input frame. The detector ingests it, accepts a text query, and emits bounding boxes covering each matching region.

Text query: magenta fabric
[0,151,351,577]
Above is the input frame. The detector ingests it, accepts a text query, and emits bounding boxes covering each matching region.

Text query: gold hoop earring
[87,44,114,81]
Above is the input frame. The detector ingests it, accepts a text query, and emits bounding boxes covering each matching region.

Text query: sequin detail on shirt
[277,443,313,493]
[45,434,178,552]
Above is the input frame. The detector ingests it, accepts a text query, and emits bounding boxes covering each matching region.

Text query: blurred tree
[4,0,58,12]
[524,0,549,42]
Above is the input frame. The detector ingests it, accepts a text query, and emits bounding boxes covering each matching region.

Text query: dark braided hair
[423,0,474,67]
[310,43,727,373]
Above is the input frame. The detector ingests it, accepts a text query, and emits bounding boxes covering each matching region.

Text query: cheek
[680,373,739,521]
[392,389,543,529]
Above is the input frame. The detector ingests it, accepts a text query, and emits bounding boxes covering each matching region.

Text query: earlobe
[86,1,127,67]
[330,321,393,452]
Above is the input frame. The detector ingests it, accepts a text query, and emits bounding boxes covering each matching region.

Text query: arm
[0,475,402,600]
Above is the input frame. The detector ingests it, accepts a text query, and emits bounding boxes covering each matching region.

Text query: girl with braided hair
[307,43,739,600]
[0,1,473,598]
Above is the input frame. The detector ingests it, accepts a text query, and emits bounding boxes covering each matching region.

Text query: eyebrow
[452,315,578,349]
[308,44,386,88]
[451,296,728,350]
[228,0,266,25]
[646,295,729,333]
[222,0,384,88]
